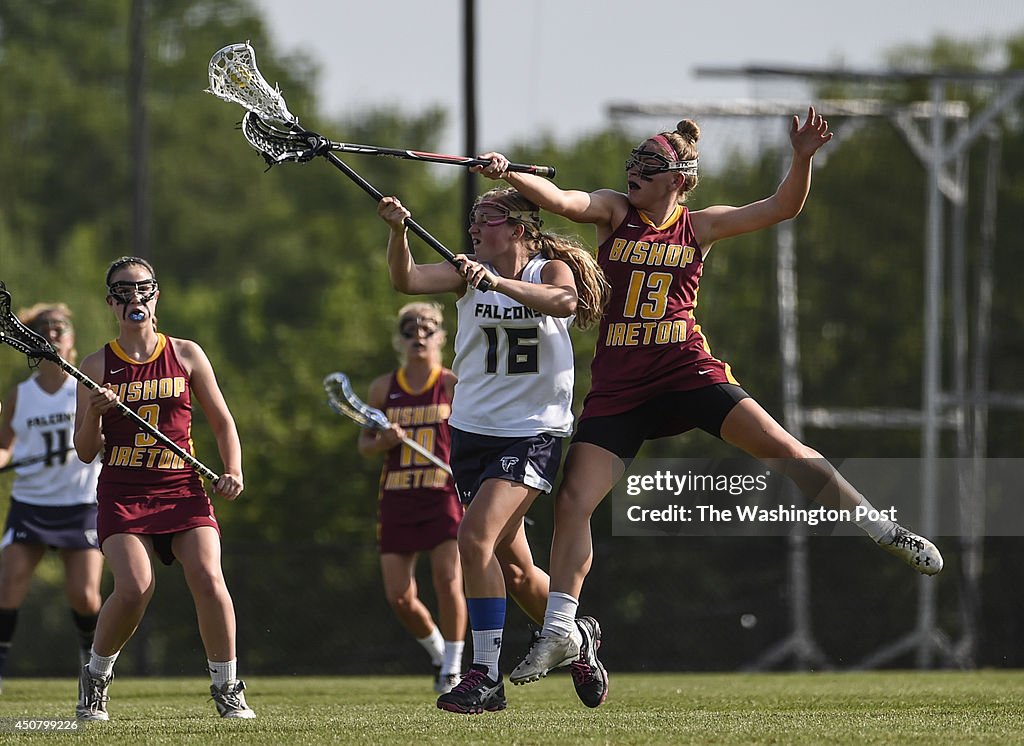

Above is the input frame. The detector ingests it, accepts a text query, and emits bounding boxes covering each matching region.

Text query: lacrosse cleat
[571,616,608,708]
[510,628,580,685]
[877,524,943,575]
[76,665,111,721]
[436,664,506,714]
[210,679,256,719]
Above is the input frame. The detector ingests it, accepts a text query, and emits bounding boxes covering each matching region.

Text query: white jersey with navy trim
[449,255,575,438]
[8,374,100,506]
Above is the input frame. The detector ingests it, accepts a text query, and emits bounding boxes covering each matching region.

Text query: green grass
[1,671,1022,744]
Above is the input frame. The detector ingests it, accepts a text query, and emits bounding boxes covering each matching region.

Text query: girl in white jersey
[377,187,609,715]
[0,304,103,691]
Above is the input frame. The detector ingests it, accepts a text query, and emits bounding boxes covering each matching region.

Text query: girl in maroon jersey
[474,107,943,693]
[357,302,468,694]
[72,256,254,721]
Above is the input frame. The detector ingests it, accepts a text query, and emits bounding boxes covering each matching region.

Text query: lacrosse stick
[207,43,500,290]
[239,114,490,290]
[323,372,452,476]
[0,448,76,473]
[207,42,554,176]
[0,282,219,482]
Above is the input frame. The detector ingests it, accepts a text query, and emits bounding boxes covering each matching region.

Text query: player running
[377,186,610,713]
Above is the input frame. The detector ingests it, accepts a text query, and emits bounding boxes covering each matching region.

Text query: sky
[249,0,1023,159]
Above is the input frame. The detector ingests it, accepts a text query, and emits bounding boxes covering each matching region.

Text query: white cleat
[76,665,111,721]
[509,630,580,685]
[878,524,943,575]
[210,679,256,719]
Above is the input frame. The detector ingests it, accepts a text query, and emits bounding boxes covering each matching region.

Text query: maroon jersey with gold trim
[96,334,205,500]
[378,367,461,535]
[581,204,739,421]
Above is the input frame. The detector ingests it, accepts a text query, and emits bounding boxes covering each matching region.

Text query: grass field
[0,670,1022,744]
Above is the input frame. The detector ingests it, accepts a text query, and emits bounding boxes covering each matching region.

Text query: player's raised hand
[790,106,832,158]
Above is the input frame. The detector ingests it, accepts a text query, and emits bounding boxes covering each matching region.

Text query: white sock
[854,498,897,541]
[442,640,464,676]
[208,658,237,688]
[542,592,580,641]
[88,648,119,679]
[417,626,444,666]
[471,629,502,681]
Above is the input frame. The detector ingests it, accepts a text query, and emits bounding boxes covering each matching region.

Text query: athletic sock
[542,592,580,641]
[88,648,119,679]
[416,626,445,667]
[854,498,897,541]
[208,658,237,688]
[0,608,17,677]
[467,597,505,681]
[70,610,98,658]
[471,629,503,681]
[442,640,464,676]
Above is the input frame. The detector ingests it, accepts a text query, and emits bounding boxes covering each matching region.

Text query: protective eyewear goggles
[625,148,699,177]
[30,318,73,337]
[400,325,439,340]
[469,202,541,228]
[107,279,159,304]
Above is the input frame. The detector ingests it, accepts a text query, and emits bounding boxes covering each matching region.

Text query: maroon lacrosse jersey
[95,335,215,545]
[377,367,462,554]
[580,204,739,423]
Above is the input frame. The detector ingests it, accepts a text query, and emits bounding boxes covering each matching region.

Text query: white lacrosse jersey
[8,374,100,506]
[449,255,575,437]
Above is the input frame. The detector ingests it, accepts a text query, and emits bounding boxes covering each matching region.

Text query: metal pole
[915,77,945,669]
[129,0,149,259]
[461,0,477,254]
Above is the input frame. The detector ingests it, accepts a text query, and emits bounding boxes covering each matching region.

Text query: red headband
[651,134,679,161]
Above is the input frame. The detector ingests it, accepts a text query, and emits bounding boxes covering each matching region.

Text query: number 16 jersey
[449,255,575,438]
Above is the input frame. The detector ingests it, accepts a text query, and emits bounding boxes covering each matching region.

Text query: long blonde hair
[475,187,609,330]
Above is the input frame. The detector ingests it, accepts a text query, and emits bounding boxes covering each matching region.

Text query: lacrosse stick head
[0,282,60,363]
[207,42,297,127]
[241,112,329,166]
[323,372,391,431]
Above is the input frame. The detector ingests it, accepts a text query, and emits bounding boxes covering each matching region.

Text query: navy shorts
[449,428,564,505]
[1,498,99,551]
[572,383,751,461]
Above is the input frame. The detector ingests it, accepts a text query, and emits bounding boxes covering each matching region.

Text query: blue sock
[467,597,505,681]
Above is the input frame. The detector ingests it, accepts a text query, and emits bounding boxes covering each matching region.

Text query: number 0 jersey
[449,255,575,438]
[581,204,739,422]
[8,374,100,506]
[96,334,206,501]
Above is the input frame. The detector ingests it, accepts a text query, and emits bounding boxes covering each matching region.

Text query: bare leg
[0,543,46,607]
[172,527,235,662]
[549,443,624,600]
[428,540,466,642]
[93,534,156,656]
[60,548,104,616]
[380,551,436,639]
[495,521,549,624]
[720,398,867,512]
[457,479,540,600]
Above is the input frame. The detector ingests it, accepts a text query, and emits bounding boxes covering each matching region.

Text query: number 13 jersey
[449,255,575,438]
[581,204,739,422]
